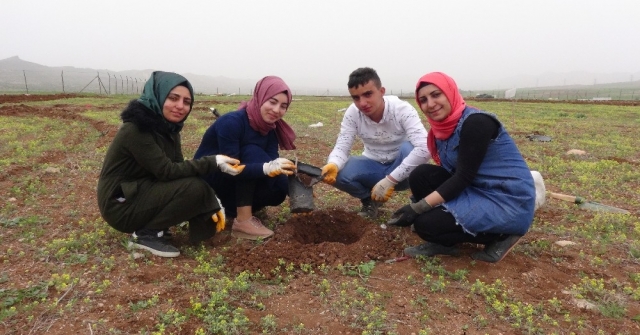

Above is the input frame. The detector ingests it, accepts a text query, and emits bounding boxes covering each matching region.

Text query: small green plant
[423,274,448,293]
[129,295,160,312]
[158,308,187,329]
[317,278,331,299]
[0,281,49,312]
[472,314,488,328]
[339,261,375,278]
[260,314,278,334]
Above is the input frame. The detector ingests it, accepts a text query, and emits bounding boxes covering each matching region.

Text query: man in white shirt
[321,67,431,219]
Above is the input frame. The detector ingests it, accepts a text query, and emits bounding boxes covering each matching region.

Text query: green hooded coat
[97,71,221,243]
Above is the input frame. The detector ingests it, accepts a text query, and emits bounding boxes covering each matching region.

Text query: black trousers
[409,164,505,247]
[104,177,220,244]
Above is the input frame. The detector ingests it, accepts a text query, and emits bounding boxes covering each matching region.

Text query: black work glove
[387,199,433,227]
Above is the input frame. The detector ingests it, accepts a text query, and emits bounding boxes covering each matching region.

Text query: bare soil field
[1,94,639,334]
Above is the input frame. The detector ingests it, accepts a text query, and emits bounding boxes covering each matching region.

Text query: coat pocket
[120,181,138,200]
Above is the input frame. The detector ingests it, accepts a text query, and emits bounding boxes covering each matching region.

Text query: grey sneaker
[404,243,460,258]
[471,235,523,263]
[129,231,180,258]
[357,197,382,219]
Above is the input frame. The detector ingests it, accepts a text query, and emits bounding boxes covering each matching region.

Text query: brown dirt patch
[221,209,405,276]
[2,94,639,334]
[0,93,85,104]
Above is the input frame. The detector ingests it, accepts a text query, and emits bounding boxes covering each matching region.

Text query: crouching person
[389,72,536,263]
[97,71,244,257]
[194,76,297,240]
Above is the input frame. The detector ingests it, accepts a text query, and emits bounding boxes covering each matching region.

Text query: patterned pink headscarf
[415,72,466,165]
[239,76,296,150]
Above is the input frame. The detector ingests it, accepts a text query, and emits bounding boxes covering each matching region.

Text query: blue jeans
[332,141,413,199]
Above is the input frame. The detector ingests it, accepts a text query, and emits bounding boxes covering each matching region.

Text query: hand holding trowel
[548,192,630,214]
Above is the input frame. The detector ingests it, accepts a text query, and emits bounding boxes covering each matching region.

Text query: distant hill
[2,56,639,96]
[0,56,255,94]
[491,71,640,91]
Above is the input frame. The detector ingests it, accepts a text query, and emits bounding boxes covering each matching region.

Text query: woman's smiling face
[162,86,192,123]
[260,92,289,124]
[417,84,451,122]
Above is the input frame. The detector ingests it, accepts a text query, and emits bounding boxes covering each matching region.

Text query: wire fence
[2,69,639,101]
[0,69,148,95]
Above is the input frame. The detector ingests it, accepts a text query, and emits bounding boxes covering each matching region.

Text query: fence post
[23,70,29,94]
[120,76,123,94]
[61,70,65,93]
[98,73,108,94]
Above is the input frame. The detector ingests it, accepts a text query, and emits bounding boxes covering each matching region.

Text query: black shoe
[404,243,460,257]
[357,197,381,219]
[471,235,523,263]
[129,231,180,258]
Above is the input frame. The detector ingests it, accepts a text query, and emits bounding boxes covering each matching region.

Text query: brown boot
[232,216,274,240]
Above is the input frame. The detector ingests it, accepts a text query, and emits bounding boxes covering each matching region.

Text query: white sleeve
[388,103,431,182]
[327,105,358,169]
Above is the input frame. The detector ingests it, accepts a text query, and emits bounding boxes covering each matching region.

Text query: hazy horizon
[2,0,639,91]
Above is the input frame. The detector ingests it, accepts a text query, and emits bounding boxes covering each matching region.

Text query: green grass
[1,95,640,334]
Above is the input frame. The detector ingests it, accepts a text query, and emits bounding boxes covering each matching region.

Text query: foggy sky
[2,0,639,91]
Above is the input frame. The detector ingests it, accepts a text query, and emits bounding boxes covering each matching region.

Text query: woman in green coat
[97,71,244,257]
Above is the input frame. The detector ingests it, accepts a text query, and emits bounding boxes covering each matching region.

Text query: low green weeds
[3,96,640,333]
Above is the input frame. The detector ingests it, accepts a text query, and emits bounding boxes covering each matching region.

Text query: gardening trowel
[548,192,630,214]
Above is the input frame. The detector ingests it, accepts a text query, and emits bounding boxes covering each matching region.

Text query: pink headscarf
[239,76,296,150]
[415,72,466,165]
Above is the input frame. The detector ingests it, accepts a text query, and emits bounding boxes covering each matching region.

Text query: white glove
[371,176,397,202]
[263,158,296,177]
[531,171,546,211]
[215,155,245,176]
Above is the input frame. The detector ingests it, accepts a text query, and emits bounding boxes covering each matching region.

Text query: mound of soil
[220,209,405,277]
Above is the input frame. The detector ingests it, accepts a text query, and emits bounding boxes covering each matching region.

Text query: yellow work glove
[320,163,339,184]
[263,158,296,177]
[216,155,245,176]
[371,176,397,202]
[211,210,225,232]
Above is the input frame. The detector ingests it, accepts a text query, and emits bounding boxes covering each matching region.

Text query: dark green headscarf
[138,71,194,133]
